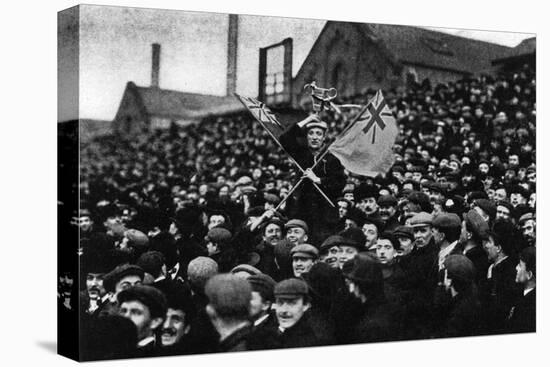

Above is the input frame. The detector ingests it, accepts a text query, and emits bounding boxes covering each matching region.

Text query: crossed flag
[235,90,397,208]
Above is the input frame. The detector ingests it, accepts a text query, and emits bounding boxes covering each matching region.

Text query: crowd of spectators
[58,63,536,360]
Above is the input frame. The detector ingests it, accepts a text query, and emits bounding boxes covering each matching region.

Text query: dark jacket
[440,289,484,338]
[480,256,522,334]
[506,288,536,334]
[399,239,439,338]
[464,244,490,285]
[345,296,395,344]
[218,324,253,353]
[277,315,321,349]
[279,123,346,244]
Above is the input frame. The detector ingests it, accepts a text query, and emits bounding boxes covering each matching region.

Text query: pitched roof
[129,83,245,120]
[492,37,535,64]
[356,23,512,74]
[295,21,512,78]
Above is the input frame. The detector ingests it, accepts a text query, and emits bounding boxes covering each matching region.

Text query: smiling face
[320,246,340,268]
[263,223,282,246]
[379,205,396,221]
[292,256,315,277]
[306,127,326,151]
[286,227,308,245]
[161,308,188,347]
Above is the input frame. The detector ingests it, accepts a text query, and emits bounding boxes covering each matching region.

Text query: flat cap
[377,194,398,207]
[393,225,414,241]
[248,273,277,302]
[304,116,328,131]
[124,229,149,248]
[117,285,167,319]
[432,213,462,229]
[235,176,253,187]
[496,201,515,215]
[207,227,232,243]
[291,244,319,259]
[474,199,497,220]
[274,278,309,299]
[187,257,218,289]
[284,219,309,233]
[444,255,475,284]
[463,210,489,239]
[230,264,261,277]
[103,264,145,293]
[136,251,165,277]
[409,212,433,227]
[518,212,535,225]
[205,274,252,318]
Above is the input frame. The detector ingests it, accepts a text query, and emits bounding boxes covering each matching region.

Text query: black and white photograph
[53,1,541,364]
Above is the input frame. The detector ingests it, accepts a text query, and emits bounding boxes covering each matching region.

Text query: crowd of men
[58,63,536,360]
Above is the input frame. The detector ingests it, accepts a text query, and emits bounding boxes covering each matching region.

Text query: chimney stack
[226,14,238,96]
[151,43,160,88]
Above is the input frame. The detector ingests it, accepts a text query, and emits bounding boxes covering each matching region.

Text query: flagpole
[274,177,305,212]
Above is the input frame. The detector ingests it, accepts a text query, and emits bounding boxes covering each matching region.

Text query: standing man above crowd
[279,115,346,245]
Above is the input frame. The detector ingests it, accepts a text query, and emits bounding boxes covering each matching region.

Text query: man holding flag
[278,114,346,245]
[236,87,398,246]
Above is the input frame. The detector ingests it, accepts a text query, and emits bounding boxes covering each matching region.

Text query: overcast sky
[63,5,533,121]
